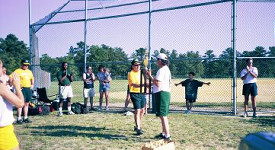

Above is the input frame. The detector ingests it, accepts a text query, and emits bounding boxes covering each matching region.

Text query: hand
[11,73,20,88]
[246,66,250,73]
[206,82,211,86]
[174,83,178,86]
[146,70,152,76]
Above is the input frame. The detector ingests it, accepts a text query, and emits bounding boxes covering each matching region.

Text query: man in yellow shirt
[12,60,34,124]
[128,59,146,135]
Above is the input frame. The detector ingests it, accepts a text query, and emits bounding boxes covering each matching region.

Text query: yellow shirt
[12,69,34,88]
[128,70,144,93]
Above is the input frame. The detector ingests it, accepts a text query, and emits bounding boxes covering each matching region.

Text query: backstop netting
[30,0,275,115]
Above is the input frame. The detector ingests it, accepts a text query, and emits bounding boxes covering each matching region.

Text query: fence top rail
[237,57,275,59]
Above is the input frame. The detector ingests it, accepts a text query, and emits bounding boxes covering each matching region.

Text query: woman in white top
[240,58,258,118]
[0,60,24,150]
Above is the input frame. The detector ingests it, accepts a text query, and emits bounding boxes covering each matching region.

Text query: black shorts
[130,93,146,109]
[22,87,32,102]
[242,83,258,96]
[186,99,196,103]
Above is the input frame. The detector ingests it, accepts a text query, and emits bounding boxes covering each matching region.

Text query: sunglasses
[134,64,140,66]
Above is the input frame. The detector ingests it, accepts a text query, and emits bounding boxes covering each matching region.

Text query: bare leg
[134,109,141,129]
[84,97,88,107]
[90,97,94,108]
[160,116,170,137]
[99,92,103,108]
[189,102,193,111]
[139,108,144,128]
[105,91,109,107]
[23,102,29,118]
[17,108,22,119]
[251,96,257,114]
[244,95,249,112]
[124,94,130,110]
[186,101,189,111]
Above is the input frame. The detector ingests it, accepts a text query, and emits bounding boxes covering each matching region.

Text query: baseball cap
[21,59,30,65]
[131,58,140,65]
[157,53,168,60]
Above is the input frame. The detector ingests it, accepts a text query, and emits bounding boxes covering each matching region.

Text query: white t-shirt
[153,65,171,93]
[0,96,14,127]
[240,67,258,84]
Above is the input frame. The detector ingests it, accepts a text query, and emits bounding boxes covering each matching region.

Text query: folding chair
[36,87,57,105]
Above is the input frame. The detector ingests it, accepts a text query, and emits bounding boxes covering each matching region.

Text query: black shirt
[180,79,203,100]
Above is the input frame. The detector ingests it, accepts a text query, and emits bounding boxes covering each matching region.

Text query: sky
[0,0,275,58]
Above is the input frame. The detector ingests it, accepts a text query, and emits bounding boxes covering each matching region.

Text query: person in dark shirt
[175,72,210,114]
[56,62,74,116]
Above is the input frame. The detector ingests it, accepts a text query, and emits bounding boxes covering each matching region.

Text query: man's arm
[69,70,74,82]
[203,82,211,86]
[146,70,160,87]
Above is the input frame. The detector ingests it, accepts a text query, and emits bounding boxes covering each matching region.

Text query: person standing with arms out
[240,58,258,118]
[57,62,75,116]
[128,59,146,135]
[0,60,24,150]
[97,65,111,110]
[12,60,34,124]
[82,66,96,112]
[175,72,211,114]
[147,53,172,140]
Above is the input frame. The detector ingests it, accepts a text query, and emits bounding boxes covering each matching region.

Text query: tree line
[1,34,274,80]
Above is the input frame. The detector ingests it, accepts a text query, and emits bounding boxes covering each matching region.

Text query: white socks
[59,107,62,112]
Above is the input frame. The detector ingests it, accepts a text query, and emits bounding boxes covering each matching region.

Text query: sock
[24,116,28,120]
[68,106,72,111]
[59,107,62,112]
[165,134,171,138]
[17,117,21,120]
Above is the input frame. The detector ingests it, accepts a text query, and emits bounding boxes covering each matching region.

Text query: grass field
[45,78,275,110]
[15,112,275,150]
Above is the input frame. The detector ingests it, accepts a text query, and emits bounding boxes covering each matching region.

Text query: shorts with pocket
[22,87,32,102]
[130,93,146,109]
[60,85,73,99]
[155,91,171,117]
[242,83,258,96]
[0,124,19,150]
[83,88,96,98]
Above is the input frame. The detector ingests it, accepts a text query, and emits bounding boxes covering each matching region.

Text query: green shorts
[22,87,32,102]
[155,91,170,117]
[130,93,146,109]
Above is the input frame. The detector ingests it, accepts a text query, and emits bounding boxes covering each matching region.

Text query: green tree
[0,34,29,74]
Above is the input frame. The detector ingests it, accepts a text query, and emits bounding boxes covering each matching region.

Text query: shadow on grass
[30,125,127,140]
[248,116,275,127]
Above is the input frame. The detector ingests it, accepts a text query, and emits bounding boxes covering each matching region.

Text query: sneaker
[155,133,165,139]
[68,111,75,115]
[243,112,249,118]
[105,106,109,111]
[253,112,257,118]
[125,111,133,116]
[98,106,102,111]
[123,108,128,113]
[185,110,191,114]
[57,112,63,117]
[136,129,143,135]
[16,119,23,124]
[90,107,97,111]
[23,118,32,123]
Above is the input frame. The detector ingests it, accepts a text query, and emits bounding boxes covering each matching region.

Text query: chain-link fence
[36,58,275,115]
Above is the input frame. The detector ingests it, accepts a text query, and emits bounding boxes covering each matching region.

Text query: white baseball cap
[157,53,168,60]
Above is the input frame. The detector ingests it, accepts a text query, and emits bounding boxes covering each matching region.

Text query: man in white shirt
[240,58,258,118]
[147,53,172,141]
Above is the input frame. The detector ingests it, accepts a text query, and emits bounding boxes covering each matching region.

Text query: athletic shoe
[90,107,97,111]
[136,129,143,135]
[57,112,63,117]
[155,133,165,139]
[23,118,32,123]
[98,106,102,111]
[124,111,133,116]
[68,111,75,115]
[185,110,191,114]
[16,119,23,124]
[105,106,109,111]
[243,112,249,118]
[253,112,257,118]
